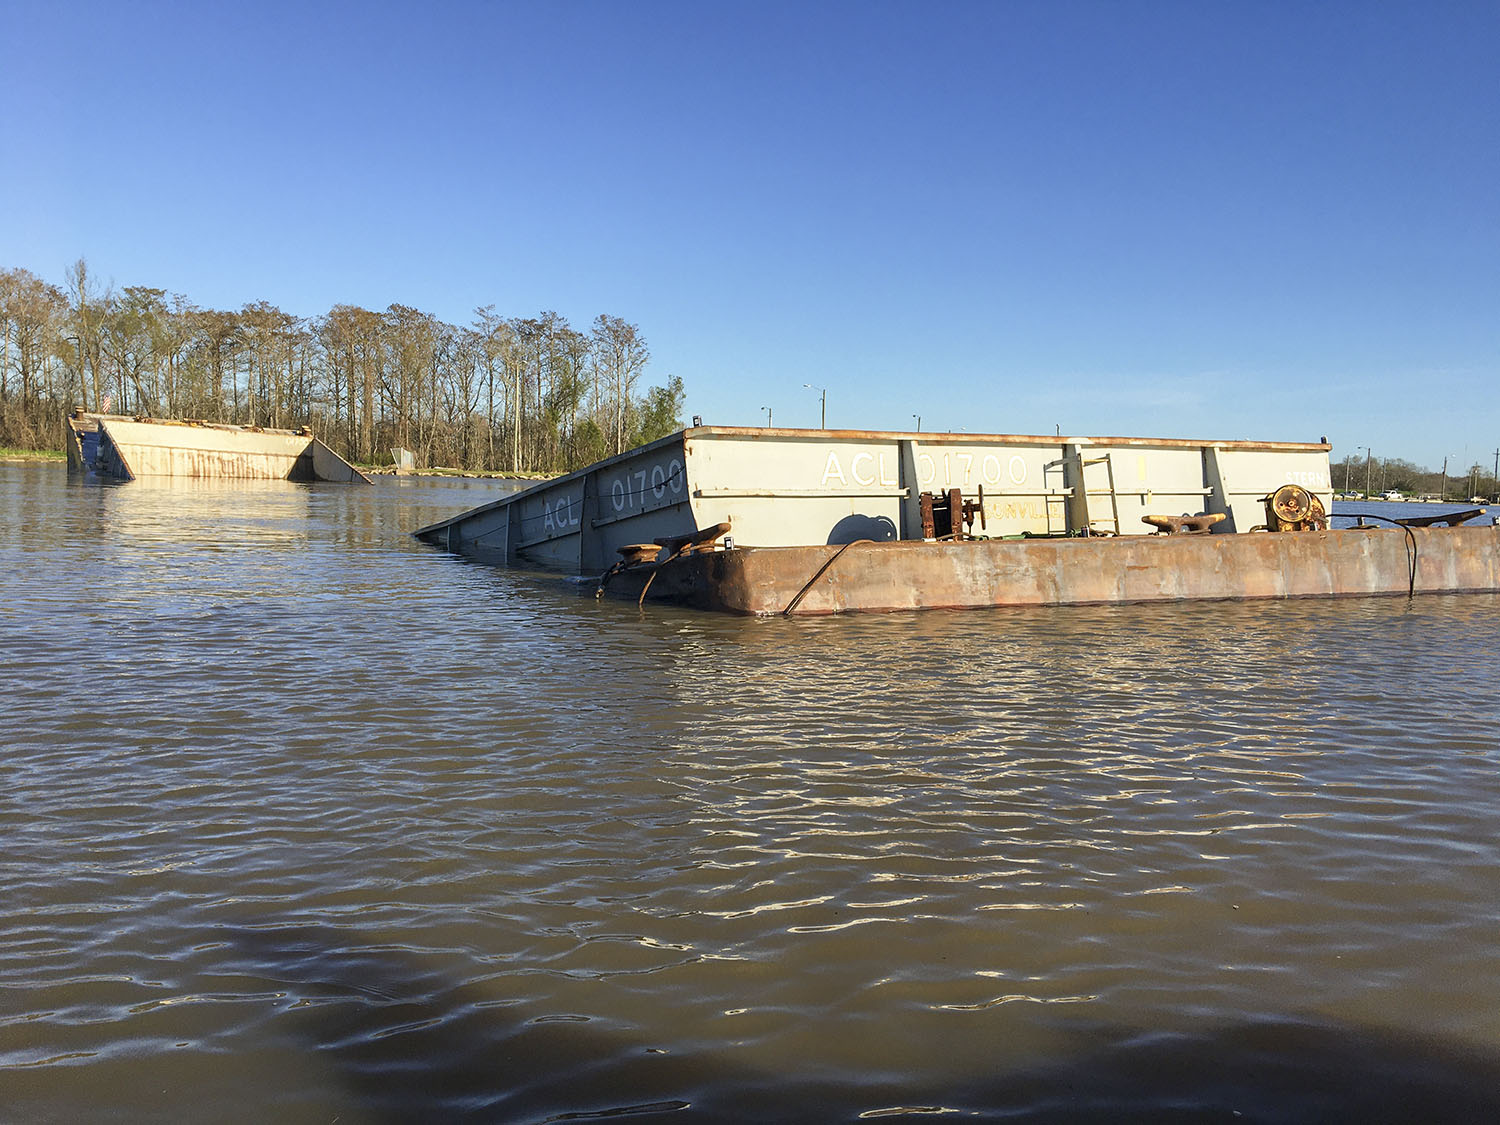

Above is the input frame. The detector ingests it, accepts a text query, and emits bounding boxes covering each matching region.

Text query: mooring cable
[1349,515,1419,597]
[595,544,693,605]
[636,540,705,606]
[783,539,871,616]
[594,559,629,598]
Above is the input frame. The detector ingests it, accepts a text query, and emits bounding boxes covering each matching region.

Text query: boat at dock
[66,412,371,484]
[413,426,1499,615]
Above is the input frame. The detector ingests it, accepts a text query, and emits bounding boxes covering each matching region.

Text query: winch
[919,487,986,540]
[1261,484,1328,532]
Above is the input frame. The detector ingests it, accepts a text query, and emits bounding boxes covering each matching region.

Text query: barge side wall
[84,419,371,483]
[640,526,1500,615]
[681,432,1331,543]
[416,433,696,569]
[415,428,1333,571]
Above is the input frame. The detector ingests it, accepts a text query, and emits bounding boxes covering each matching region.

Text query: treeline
[0,260,685,472]
[1333,452,1499,500]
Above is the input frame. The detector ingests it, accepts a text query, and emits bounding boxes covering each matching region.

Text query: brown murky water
[4,465,1499,1123]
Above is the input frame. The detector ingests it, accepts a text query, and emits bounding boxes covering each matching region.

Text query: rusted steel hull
[604,527,1500,615]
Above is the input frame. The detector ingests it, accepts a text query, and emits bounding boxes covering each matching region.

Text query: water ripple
[3,469,1500,1121]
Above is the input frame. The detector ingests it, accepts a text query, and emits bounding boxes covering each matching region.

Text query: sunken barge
[66,412,371,484]
[413,426,1498,615]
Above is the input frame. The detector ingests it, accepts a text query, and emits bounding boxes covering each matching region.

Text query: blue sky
[4,0,1496,470]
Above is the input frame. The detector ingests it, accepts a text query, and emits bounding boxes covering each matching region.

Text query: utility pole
[1364,447,1372,498]
[1440,455,1449,501]
[803,384,826,428]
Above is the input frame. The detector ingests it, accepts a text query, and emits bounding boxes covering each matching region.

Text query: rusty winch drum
[1264,484,1328,532]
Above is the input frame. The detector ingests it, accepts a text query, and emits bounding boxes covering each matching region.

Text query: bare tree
[193,309,241,420]
[2,260,686,472]
[63,259,108,413]
[591,314,650,455]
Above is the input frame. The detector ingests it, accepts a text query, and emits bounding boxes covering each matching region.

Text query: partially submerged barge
[66,413,371,484]
[414,426,1499,615]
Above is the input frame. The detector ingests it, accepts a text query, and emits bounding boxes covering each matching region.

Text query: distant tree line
[1333,452,1499,501]
[0,260,685,472]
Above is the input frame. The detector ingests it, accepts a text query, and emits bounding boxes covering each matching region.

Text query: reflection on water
[3,464,1500,1122]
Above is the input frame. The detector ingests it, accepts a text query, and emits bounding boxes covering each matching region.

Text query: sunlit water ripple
[3,465,1498,1122]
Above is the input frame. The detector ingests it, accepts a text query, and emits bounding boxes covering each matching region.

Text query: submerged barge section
[66,413,371,483]
[414,429,696,570]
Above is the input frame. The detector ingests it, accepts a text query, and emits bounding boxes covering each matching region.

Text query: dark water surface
[1331,497,1499,529]
[4,466,1499,1123]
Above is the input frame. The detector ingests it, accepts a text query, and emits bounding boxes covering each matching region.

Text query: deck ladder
[1079,455,1122,535]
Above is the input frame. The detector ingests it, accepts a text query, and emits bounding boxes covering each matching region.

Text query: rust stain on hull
[608,527,1500,616]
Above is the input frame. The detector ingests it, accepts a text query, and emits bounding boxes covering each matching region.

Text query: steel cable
[1350,515,1419,597]
[783,540,870,616]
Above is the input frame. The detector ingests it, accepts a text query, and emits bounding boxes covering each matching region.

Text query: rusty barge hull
[605,526,1500,616]
[66,414,371,483]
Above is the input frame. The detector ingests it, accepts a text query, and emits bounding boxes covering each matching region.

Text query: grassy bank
[359,464,555,480]
[0,448,66,462]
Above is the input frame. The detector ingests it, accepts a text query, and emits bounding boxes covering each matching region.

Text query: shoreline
[0,451,551,482]
[363,466,556,481]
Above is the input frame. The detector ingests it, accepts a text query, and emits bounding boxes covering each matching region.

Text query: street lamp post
[761,406,772,428]
[912,414,921,433]
[1364,447,1373,498]
[803,383,826,429]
